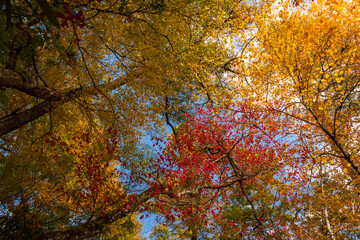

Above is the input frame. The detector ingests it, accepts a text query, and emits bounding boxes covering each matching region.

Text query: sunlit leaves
[232,0,360,237]
[150,103,293,238]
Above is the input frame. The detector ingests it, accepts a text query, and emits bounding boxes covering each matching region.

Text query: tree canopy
[1,0,360,239]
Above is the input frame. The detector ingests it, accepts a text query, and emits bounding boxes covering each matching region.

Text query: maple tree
[240,0,360,177]
[140,104,295,239]
[229,0,360,238]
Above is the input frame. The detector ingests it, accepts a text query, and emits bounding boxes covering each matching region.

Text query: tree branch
[0,78,128,136]
[0,68,64,101]
[37,188,155,240]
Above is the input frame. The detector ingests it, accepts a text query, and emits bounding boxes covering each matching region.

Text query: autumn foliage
[134,103,296,238]
[2,0,360,239]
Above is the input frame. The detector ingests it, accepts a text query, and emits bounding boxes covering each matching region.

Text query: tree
[232,0,360,237]
[0,119,131,239]
[145,104,293,239]
[0,0,242,137]
[0,0,256,239]
[241,0,360,177]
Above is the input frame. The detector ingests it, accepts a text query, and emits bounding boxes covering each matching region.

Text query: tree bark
[0,78,128,137]
[0,68,64,101]
[0,98,66,137]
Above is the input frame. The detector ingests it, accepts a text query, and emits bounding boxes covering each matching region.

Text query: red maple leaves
[150,103,292,226]
[57,4,85,29]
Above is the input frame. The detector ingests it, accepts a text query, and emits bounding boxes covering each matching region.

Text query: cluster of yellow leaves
[0,115,125,231]
[234,0,360,172]
[229,0,360,238]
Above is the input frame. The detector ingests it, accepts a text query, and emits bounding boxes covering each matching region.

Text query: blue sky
[141,214,157,239]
